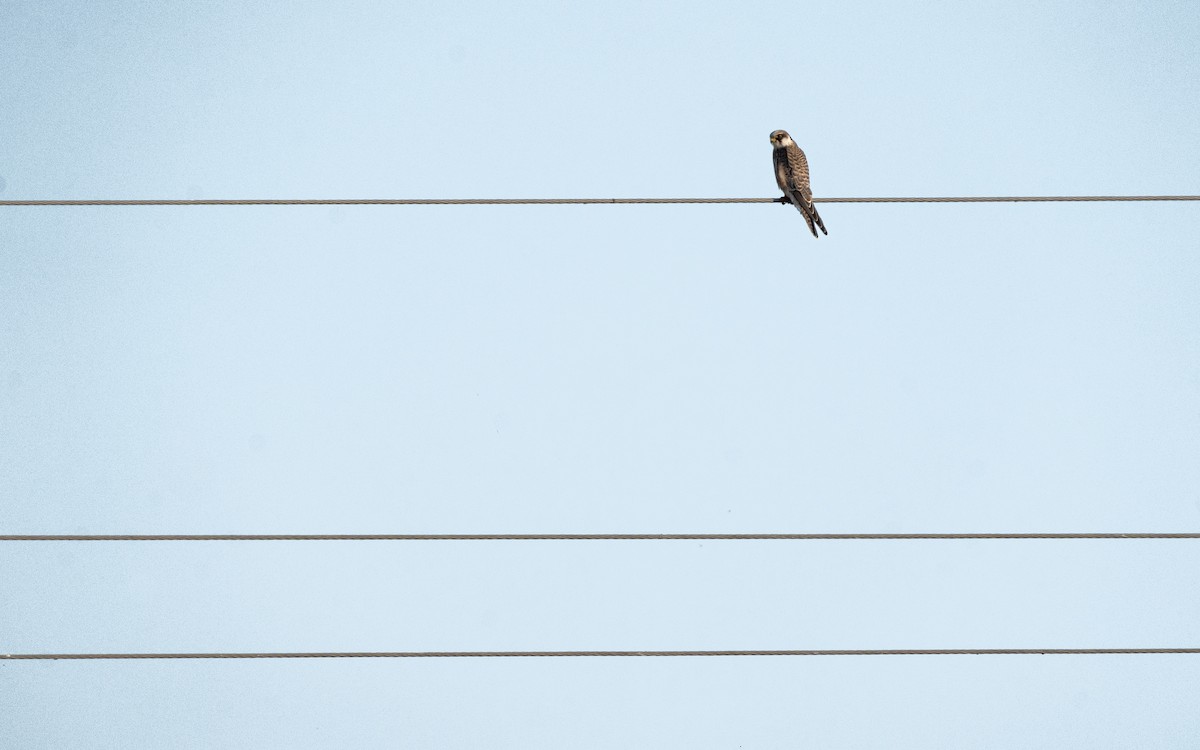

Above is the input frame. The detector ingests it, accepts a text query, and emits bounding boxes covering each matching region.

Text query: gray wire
[2,533,1198,541]
[819,196,1200,203]
[0,196,1197,206]
[4,649,1198,660]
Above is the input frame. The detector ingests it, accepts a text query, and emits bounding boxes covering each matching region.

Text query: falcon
[770,130,827,238]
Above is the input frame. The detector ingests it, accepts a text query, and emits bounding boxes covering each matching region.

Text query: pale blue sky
[2,1,1199,747]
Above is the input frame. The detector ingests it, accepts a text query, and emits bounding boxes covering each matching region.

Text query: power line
[4,648,1198,660]
[3,533,1198,541]
[0,195,1198,207]
[816,196,1200,203]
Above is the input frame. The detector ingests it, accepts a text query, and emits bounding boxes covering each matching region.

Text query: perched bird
[770,130,828,238]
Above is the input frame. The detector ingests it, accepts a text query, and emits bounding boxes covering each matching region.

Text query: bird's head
[769,130,794,148]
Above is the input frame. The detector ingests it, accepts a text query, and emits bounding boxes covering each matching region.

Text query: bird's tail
[785,195,820,238]
[811,204,828,236]
[801,208,818,238]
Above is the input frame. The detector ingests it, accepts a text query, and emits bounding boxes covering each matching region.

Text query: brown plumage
[770,130,827,238]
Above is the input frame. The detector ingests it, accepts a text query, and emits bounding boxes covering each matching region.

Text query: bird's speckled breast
[772,148,790,192]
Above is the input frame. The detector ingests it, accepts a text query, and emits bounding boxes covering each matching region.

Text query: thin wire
[3,649,1198,660]
[819,196,1200,203]
[0,195,1197,206]
[2,533,1198,541]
